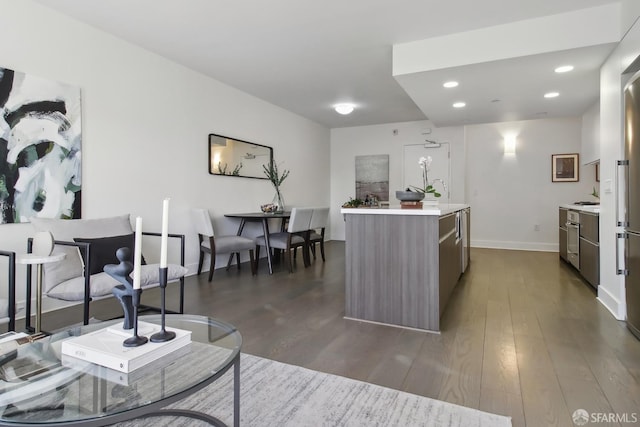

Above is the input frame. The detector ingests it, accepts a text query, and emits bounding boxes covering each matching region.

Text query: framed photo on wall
[355,154,389,202]
[551,153,579,182]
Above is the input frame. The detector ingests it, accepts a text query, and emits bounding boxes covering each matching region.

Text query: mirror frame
[208,133,273,180]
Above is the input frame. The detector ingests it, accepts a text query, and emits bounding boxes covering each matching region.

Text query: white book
[61,322,191,373]
[62,343,191,385]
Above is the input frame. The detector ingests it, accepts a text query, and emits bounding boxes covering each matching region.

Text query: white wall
[329,120,465,240]
[466,118,596,251]
[330,117,594,251]
[0,1,330,310]
[598,2,640,320]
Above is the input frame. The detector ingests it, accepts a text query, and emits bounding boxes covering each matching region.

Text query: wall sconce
[504,135,516,155]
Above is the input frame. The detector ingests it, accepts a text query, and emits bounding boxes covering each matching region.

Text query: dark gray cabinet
[579,211,598,243]
[439,213,461,315]
[559,207,599,288]
[463,207,470,272]
[580,239,599,287]
[559,208,568,261]
[579,211,599,288]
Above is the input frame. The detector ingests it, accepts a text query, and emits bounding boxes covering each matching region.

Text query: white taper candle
[133,216,142,289]
[160,198,170,268]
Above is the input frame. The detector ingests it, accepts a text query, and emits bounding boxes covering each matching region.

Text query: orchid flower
[411,155,441,197]
[418,156,432,171]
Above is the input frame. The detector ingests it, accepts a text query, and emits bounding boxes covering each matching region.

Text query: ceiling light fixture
[544,92,560,98]
[443,81,459,88]
[453,102,466,108]
[554,65,574,73]
[334,103,355,115]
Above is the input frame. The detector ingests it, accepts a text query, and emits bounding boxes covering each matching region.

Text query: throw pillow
[30,214,133,293]
[74,233,146,276]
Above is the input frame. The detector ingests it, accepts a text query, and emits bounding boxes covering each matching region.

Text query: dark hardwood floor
[37,242,640,427]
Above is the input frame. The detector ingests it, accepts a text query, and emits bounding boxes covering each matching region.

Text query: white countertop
[560,204,600,214]
[341,203,469,216]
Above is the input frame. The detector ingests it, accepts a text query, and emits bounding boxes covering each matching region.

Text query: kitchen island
[341,204,470,332]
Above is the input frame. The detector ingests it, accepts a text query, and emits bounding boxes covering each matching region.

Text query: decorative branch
[262,159,290,188]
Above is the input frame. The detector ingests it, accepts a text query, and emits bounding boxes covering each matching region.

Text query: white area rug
[119,353,512,426]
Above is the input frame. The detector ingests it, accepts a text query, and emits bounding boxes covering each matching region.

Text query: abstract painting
[0,66,82,224]
[355,154,389,202]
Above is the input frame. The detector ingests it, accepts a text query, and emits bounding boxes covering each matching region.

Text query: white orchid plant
[410,156,442,198]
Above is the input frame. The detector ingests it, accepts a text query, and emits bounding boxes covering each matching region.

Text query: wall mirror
[208,133,273,179]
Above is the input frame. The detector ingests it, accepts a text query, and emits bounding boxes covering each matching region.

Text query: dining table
[224,211,291,274]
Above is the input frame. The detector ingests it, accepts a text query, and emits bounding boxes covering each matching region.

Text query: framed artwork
[551,153,579,182]
[355,154,389,202]
[595,163,600,182]
[0,66,82,224]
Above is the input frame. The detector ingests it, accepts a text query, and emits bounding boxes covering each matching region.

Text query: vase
[272,188,285,213]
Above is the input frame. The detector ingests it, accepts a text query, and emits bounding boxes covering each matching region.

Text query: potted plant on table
[412,156,442,198]
[396,156,444,203]
[263,159,290,213]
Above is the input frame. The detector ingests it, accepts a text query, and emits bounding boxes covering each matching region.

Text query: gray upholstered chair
[27,215,188,326]
[309,207,330,262]
[0,250,16,331]
[255,207,313,273]
[191,208,256,281]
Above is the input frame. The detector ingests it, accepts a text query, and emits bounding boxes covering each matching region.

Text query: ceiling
[396,44,617,127]
[36,0,620,128]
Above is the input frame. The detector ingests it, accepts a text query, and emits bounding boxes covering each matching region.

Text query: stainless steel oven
[566,210,580,269]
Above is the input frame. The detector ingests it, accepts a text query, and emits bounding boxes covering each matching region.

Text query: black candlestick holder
[150,267,175,343]
[123,288,148,347]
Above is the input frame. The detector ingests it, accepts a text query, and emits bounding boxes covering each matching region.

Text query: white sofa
[27,214,187,327]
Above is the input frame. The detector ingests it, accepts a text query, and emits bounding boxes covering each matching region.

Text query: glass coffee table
[0,314,241,426]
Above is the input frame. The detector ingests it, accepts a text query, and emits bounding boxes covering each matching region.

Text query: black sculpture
[104,247,135,330]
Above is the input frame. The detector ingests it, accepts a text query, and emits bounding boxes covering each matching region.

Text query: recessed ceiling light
[544,92,560,98]
[555,65,574,73]
[443,81,459,88]
[334,103,355,115]
[453,102,466,108]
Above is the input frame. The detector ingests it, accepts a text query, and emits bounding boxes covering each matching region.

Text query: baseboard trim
[344,316,441,335]
[597,285,626,320]
[471,240,557,252]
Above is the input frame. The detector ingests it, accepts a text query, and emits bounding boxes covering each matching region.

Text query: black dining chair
[308,207,330,262]
[191,208,256,281]
[255,207,313,273]
[0,250,16,331]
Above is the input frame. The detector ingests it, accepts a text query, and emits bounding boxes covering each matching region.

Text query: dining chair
[0,250,16,331]
[191,208,256,281]
[308,207,330,262]
[255,207,313,273]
